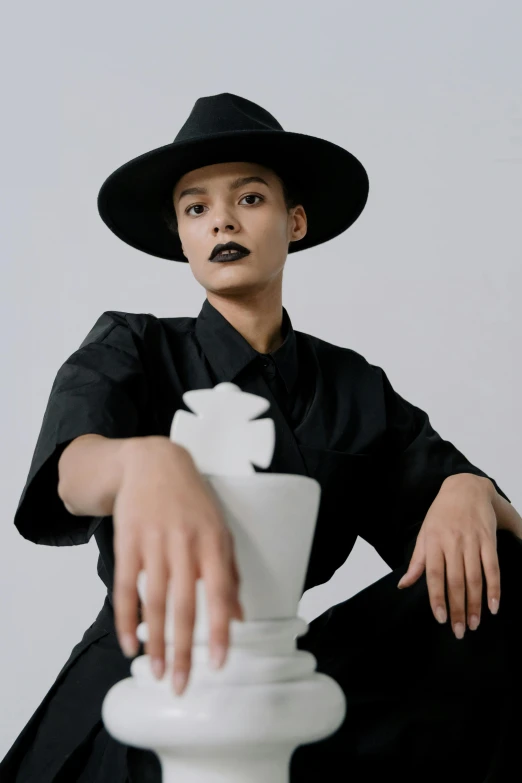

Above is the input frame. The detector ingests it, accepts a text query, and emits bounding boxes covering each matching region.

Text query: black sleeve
[360,367,511,570]
[14,311,148,547]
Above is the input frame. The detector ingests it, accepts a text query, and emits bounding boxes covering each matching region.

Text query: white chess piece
[102,382,346,782]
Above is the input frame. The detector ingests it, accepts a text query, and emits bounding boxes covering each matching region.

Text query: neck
[206,288,284,354]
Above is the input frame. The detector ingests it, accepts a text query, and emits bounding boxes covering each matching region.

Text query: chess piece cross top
[170,382,276,475]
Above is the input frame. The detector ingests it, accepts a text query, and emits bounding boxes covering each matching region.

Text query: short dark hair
[160,168,302,237]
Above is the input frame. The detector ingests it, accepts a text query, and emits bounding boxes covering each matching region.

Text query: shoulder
[78,310,197,351]
[295,327,384,384]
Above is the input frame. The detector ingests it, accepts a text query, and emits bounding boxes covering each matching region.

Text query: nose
[210,204,238,233]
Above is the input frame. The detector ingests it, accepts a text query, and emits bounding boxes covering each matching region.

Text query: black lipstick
[210,241,250,263]
[211,250,249,263]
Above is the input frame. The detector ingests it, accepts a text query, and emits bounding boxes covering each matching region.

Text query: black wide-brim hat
[97,92,370,263]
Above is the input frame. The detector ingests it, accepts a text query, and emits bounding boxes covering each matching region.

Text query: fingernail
[469,614,480,631]
[120,633,138,658]
[173,671,188,695]
[490,598,499,615]
[210,645,227,670]
[151,658,164,679]
[435,606,447,624]
[454,622,465,639]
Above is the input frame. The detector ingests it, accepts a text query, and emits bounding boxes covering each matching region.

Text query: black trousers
[289,528,521,783]
[3,530,520,782]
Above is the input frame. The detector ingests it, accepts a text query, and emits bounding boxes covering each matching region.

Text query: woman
[2,92,521,782]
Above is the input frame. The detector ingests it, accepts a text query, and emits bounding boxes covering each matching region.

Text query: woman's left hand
[396,475,500,639]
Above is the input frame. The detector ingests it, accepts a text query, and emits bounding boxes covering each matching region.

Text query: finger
[113,524,142,658]
[424,535,447,625]
[230,550,244,621]
[142,528,169,680]
[444,537,467,639]
[397,529,426,589]
[397,559,424,588]
[480,535,501,616]
[463,536,483,631]
[200,527,236,669]
[169,532,197,696]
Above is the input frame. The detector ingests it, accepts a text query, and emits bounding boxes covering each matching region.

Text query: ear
[292,205,307,242]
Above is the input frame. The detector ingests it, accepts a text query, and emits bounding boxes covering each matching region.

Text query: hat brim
[97,129,369,262]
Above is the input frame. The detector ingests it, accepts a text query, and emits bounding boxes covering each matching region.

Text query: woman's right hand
[111,436,244,695]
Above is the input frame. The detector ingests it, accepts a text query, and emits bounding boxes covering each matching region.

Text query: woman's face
[172,161,307,296]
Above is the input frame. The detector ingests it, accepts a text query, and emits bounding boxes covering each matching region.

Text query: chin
[208,265,256,282]
[206,274,262,296]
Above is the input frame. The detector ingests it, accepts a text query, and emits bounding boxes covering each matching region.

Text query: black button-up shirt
[15,297,510,598]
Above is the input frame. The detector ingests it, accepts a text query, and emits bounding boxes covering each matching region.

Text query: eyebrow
[177,176,271,204]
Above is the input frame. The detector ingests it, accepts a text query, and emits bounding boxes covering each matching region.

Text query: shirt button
[260,356,276,376]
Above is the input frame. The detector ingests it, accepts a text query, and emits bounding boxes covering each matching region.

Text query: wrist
[442,472,495,499]
[119,435,191,482]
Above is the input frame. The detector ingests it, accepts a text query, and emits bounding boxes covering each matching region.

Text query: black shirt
[14,297,510,597]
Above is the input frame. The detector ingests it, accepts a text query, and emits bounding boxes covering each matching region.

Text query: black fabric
[290,529,522,783]
[1,297,515,781]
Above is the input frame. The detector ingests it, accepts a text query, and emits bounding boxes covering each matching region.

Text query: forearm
[443,472,522,539]
[57,434,134,516]
[57,434,175,517]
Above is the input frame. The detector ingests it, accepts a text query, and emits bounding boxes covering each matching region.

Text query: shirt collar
[194,298,298,395]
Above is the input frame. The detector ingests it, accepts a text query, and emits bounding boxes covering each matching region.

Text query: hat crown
[173,93,284,144]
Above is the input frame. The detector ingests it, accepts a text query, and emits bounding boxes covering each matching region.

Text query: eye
[185,194,264,216]
[239,194,263,206]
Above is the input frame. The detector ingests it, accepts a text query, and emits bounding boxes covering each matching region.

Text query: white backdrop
[1,0,520,759]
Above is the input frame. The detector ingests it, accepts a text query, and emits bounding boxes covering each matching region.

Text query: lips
[211,250,249,262]
[210,242,250,261]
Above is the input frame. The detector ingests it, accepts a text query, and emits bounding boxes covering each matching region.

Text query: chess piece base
[102,618,346,783]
